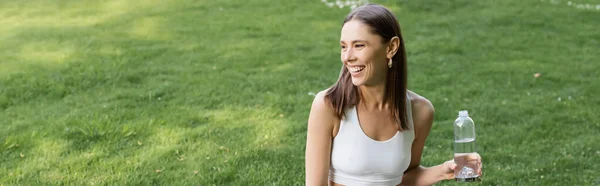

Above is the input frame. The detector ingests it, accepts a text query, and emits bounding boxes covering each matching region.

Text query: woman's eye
[341,46,347,49]
[355,44,365,48]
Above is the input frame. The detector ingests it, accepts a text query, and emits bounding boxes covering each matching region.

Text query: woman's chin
[351,78,363,86]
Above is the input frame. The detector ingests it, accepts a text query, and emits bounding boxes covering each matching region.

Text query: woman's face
[340,20,389,87]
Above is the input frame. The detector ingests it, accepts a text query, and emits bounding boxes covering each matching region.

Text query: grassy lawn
[0,0,598,185]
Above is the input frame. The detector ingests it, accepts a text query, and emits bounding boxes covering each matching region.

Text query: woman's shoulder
[407,90,434,109]
[311,89,335,113]
[307,89,339,135]
[407,90,435,127]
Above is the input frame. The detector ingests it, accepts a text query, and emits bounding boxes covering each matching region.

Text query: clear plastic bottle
[453,110,481,182]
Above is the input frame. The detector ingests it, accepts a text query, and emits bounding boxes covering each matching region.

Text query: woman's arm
[401,163,455,186]
[305,91,337,186]
[400,94,454,186]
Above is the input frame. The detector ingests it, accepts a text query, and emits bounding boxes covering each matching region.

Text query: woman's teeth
[350,66,365,73]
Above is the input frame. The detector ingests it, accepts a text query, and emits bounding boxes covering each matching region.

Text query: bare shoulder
[407,90,434,114]
[311,90,335,114]
[407,90,435,131]
[308,89,337,131]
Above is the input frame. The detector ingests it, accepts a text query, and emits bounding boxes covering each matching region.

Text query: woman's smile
[348,65,366,76]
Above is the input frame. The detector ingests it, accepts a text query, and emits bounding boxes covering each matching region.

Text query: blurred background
[0,0,598,185]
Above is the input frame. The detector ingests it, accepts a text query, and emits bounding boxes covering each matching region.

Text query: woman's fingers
[478,160,483,177]
[445,159,457,170]
[470,153,483,177]
[443,160,457,180]
[462,153,483,177]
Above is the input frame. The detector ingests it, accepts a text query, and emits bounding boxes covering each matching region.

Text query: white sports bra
[329,95,415,186]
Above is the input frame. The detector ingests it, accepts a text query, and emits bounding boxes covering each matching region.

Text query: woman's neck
[358,82,388,111]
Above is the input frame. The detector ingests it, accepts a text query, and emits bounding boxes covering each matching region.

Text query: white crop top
[329,95,415,186]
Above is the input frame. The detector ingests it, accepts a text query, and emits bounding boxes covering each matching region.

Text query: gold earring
[388,58,393,68]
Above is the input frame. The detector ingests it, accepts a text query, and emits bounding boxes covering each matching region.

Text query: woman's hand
[441,153,483,180]
[441,159,457,180]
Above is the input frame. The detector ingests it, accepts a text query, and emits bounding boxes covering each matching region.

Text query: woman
[305,4,481,186]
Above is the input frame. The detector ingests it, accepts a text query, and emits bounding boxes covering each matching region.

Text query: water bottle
[453,110,481,182]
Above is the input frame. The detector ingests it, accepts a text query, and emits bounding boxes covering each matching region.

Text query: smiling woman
[305,4,482,186]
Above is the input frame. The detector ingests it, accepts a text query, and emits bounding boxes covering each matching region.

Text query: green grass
[1,0,599,185]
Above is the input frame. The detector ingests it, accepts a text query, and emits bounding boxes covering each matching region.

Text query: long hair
[325,4,409,131]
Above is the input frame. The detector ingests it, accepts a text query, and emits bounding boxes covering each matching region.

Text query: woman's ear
[386,36,400,59]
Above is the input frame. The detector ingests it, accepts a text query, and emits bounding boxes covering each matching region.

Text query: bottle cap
[459,110,469,117]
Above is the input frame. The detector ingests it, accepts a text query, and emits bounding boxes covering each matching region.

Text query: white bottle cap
[459,110,469,117]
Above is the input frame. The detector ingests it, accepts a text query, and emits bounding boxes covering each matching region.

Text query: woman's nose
[342,49,354,62]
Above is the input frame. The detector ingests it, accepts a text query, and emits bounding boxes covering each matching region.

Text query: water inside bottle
[454,138,480,181]
[454,138,476,153]
[454,152,480,181]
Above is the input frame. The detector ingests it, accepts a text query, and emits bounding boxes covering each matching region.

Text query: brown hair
[325,4,409,131]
